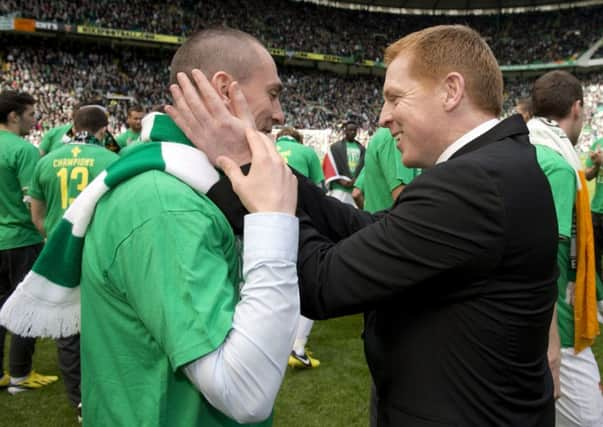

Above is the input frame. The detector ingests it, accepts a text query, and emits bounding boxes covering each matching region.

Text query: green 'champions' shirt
[29,143,119,236]
[276,136,324,185]
[39,123,72,154]
[115,128,141,148]
[355,128,420,213]
[80,169,271,426]
[0,130,43,250]
[535,144,583,347]
[586,137,603,214]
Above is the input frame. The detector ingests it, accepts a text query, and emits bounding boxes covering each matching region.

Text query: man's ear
[210,71,235,104]
[442,72,465,112]
[570,99,582,119]
[6,111,18,125]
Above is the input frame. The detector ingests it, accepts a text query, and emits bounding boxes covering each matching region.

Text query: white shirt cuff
[244,213,298,261]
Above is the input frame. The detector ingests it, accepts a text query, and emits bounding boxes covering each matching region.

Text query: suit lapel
[450,114,529,160]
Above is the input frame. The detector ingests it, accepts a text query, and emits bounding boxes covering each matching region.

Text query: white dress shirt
[436,118,500,164]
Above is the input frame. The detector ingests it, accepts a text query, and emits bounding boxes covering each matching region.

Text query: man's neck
[0,124,18,135]
[445,110,497,146]
[436,115,500,165]
[555,116,577,146]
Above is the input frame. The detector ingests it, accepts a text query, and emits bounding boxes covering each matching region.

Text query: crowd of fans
[0,37,387,134]
[2,0,603,65]
[1,36,602,150]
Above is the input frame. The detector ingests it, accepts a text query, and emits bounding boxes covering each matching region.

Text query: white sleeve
[183,212,299,424]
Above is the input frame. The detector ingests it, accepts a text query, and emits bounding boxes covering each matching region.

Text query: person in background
[29,104,119,420]
[115,105,144,148]
[0,90,58,394]
[322,121,365,206]
[352,127,420,213]
[275,127,323,369]
[515,96,534,123]
[528,70,603,427]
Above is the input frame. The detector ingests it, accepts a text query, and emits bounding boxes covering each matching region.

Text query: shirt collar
[436,118,500,164]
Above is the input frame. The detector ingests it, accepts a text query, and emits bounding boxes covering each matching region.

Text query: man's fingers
[177,72,211,124]
[217,155,244,183]
[256,130,286,165]
[246,129,270,162]
[169,81,202,133]
[229,81,256,129]
[166,86,195,137]
[191,69,229,119]
[164,105,187,134]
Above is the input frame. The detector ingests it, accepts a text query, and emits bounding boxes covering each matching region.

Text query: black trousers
[593,212,603,280]
[0,243,43,377]
[369,380,378,427]
[56,334,80,407]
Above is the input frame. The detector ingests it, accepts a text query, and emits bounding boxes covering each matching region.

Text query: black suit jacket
[206,115,558,426]
[294,116,558,426]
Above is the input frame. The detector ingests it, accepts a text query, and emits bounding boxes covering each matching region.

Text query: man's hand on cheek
[165,69,254,166]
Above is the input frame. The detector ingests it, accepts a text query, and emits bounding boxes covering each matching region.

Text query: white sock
[293,338,307,356]
[10,374,28,384]
[292,316,314,355]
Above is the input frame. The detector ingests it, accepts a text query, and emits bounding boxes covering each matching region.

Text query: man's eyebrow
[269,82,284,93]
[383,88,396,99]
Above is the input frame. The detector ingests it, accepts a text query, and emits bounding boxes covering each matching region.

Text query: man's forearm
[297,172,375,241]
[30,199,46,237]
[206,166,376,240]
[547,304,561,400]
[184,213,299,424]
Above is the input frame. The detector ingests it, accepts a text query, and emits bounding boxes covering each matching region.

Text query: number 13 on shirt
[56,166,89,209]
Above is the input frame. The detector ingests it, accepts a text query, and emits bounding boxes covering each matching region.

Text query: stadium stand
[4,0,603,64]
[1,1,603,149]
[2,35,603,151]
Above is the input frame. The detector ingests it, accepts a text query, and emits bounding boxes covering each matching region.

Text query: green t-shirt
[535,144,582,347]
[115,129,141,148]
[586,138,603,213]
[331,141,362,193]
[276,136,324,185]
[39,123,72,154]
[357,127,420,213]
[80,170,271,426]
[29,143,118,236]
[0,130,43,250]
[535,145,575,239]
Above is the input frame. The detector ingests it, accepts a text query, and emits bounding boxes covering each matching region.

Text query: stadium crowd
[3,0,603,64]
[0,38,386,136]
[2,37,603,150]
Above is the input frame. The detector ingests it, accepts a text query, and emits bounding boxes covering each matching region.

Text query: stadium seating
[5,0,603,65]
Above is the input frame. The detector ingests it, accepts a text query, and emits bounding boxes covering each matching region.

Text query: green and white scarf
[0,113,219,338]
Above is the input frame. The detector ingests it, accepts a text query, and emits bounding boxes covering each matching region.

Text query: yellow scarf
[574,170,599,352]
